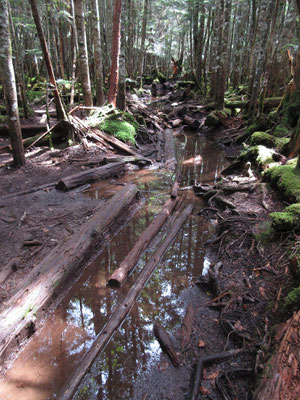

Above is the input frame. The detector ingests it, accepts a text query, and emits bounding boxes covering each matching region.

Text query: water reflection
[0,134,227,400]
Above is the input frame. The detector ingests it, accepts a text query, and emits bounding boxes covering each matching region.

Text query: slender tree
[28,0,67,121]
[92,0,105,106]
[0,0,25,166]
[74,0,93,107]
[108,0,122,106]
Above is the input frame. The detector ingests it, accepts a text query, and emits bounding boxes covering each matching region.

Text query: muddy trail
[0,88,295,400]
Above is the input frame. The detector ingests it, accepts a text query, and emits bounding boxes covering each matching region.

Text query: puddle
[0,133,228,400]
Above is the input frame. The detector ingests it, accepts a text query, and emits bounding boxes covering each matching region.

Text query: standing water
[0,133,227,400]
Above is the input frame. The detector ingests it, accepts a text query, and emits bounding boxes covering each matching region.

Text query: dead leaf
[205,369,221,380]
[200,386,210,395]
[158,361,169,372]
[259,287,267,299]
[234,320,244,332]
[198,339,206,348]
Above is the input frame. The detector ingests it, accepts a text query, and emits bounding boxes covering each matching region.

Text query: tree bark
[0,0,25,166]
[28,0,67,121]
[108,0,122,106]
[74,0,93,107]
[92,0,105,106]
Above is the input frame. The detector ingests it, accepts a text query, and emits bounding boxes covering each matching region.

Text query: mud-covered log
[108,196,179,286]
[58,204,193,400]
[183,116,200,130]
[253,310,300,400]
[56,162,126,191]
[180,304,194,351]
[164,128,176,170]
[154,322,181,367]
[0,184,139,366]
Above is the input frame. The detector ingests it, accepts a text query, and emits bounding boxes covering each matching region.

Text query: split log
[180,304,194,351]
[56,162,126,191]
[164,128,177,170]
[154,322,181,367]
[183,116,200,130]
[0,184,139,366]
[253,311,300,400]
[58,204,193,400]
[107,196,179,286]
[191,348,243,400]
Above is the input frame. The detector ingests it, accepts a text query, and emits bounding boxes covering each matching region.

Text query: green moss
[251,132,276,147]
[268,110,278,123]
[264,164,300,202]
[270,206,300,232]
[239,145,275,168]
[100,120,136,144]
[284,285,300,311]
[0,105,6,115]
[0,115,8,124]
[275,137,290,153]
[273,123,290,138]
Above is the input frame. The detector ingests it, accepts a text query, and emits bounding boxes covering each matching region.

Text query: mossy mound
[100,120,136,145]
[264,163,300,202]
[270,203,300,232]
[205,111,219,127]
[251,132,276,147]
[239,145,275,168]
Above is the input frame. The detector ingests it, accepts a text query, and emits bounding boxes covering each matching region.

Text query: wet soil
[0,92,294,400]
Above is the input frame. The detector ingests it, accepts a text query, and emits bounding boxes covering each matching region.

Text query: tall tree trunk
[0,0,25,166]
[108,0,122,106]
[138,0,149,87]
[74,0,93,107]
[117,0,126,110]
[28,0,67,121]
[92,0,105,106]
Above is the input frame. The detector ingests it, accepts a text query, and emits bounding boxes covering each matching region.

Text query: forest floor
[0,86,298,399]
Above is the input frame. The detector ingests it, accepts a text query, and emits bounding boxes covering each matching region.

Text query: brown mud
[0,87,297,399]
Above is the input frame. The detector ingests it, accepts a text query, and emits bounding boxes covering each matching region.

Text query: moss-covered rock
[205,111,220,127]
[239,145,275,168]
[270,203,300,232]
[251,132,276,147]
[100,120,136,144]
[264,163,300,202]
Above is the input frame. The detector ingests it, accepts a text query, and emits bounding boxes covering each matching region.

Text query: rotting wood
[108,196,179,286]
[58,204,193,400]
[56,162,126,191]
[191,348,243,400]
[253,311,300,400]
[0,184,139,366]
[183,115,200,130]
[164,128,177,170]
[72,155,152,167]
[153,322,181,367]
[180,304,194,351]
[170,119,183,128]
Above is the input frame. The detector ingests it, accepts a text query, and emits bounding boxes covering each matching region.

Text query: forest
[0,0,299,399]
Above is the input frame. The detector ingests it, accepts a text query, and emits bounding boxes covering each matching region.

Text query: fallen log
[225,97,281,110]
[58,203,193,400]
[71,155,152,167]
[164,128,177,170]
[154,322,181,367]
[0,184,139,366]
[107,196,179,286]
[253,310,300,400]
[0,182,56,202]
[191,348,243,400]
[56,162,126,191]
[183,116,200,130]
